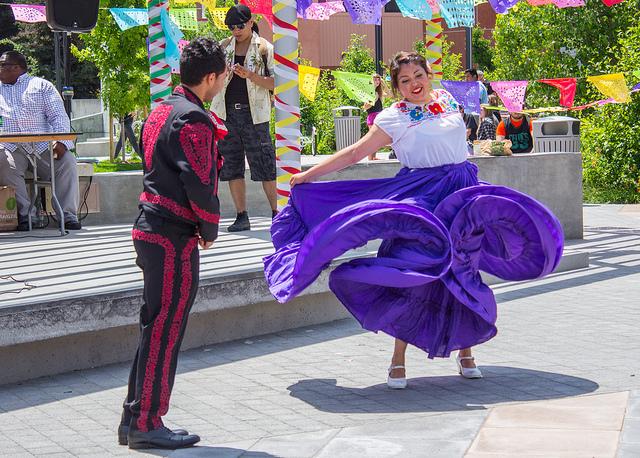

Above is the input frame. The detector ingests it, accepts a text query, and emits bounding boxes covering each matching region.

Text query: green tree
[0,1,99,98]
[491,0,640,202]
[472,26,493,72]
[581,22,640,203]
[73,0,150,119]
[491,0,640,107]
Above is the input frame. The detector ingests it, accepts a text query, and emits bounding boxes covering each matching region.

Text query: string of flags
[297,67,640,114]
[4,2,636,111]
[4,0,628,31]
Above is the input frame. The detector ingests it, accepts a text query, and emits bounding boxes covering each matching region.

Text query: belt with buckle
[228,103,250,110]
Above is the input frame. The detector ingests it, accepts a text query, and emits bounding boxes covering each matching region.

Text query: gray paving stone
[0,205,639,456]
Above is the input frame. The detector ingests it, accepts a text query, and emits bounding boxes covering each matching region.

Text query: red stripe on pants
[132,229,176,432]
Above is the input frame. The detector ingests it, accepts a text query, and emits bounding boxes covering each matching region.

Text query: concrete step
[75,138,112,157]
[0,219,589,385]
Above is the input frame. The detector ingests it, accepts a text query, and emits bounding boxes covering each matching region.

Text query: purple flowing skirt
[264,161,564,358]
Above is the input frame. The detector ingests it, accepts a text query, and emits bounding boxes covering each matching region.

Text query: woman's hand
[290,171,311,188]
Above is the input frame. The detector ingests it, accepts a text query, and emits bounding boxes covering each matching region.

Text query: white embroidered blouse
[374,89,468,169]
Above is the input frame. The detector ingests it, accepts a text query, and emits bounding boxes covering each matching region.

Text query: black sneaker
[227,211,250,232]
[64,220,82,230]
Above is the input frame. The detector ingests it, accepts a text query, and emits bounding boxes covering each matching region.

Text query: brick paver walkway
[0,204,639,457]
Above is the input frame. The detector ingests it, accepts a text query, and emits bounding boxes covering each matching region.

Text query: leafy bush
[491,0,640,203]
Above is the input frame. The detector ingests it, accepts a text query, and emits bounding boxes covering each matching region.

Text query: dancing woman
[264,52,563,390]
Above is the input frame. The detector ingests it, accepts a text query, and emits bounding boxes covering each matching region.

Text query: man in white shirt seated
[0,51,80,231]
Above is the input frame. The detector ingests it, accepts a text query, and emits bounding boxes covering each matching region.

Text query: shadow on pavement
[132,446,276,457]
[288,366,599,414]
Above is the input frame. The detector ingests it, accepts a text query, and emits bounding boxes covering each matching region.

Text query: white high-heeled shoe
[387,365,407,389]
[456,356,483,379]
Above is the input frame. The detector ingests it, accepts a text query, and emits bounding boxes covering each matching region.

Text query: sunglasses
[228,23,247,31]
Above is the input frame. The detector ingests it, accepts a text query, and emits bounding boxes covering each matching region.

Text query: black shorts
[218,106,276,182]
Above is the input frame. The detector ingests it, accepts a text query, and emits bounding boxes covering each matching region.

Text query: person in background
[459,104,478,153]
[114,113,141,160]
[362,74,389,161]
[477,69,493,96]
[465,68,488,106]
[477,106,497,141]
[211,4,277,232]
[0,50,81,231]
[496,111,534,153]
[487,93,503,124]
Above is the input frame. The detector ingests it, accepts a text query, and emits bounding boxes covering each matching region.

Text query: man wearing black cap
[211,4,277,232]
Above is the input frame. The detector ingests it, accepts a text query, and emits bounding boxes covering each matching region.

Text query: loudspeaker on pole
[46,0,100,33]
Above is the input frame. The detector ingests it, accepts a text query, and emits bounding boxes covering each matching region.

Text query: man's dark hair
[1,50,28,70]
[180,38,226,86]
[465,68,478,78]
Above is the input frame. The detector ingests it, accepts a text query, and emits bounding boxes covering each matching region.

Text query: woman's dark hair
[389,51,433,95]
[180,37,226,86]
[251,22,259,34]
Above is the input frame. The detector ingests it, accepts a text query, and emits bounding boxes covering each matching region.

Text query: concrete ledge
[83,153,583,239]
[0,247,588,385]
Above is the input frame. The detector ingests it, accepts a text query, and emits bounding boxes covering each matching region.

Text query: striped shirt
[0,73,74,153]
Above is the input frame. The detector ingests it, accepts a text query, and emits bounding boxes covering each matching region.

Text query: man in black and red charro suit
[118,37,228,450]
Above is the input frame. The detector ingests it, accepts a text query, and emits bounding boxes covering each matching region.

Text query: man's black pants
[122,211,200,432]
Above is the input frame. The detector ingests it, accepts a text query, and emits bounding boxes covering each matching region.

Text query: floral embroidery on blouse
[395,89,460,127]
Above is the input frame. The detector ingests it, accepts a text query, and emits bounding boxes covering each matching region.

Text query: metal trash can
[532,116,580,153]
[333,106,361,151]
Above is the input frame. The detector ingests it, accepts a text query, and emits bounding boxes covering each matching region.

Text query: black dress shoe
[117,424,189,446]
[16,221,29,232]
[64,220,82,230]
[227,211,250,232]
[128,426,200,450]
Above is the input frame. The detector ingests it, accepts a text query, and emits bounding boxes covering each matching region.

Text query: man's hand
[53,142,67,160]
[199,238,214,250]
[233,64,252,80]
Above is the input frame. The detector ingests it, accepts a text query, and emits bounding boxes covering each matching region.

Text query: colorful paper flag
[395,0,433,20]
[332,71,376,103]
[488,0,520,13]
[601,0,625,5]
[552,0,585,7]
[441,81,480,113]
[342,0,388,25]
[439,0,474,28]
[161,8,185,71]
[301,1,346,20]
[169,8,199,31]
[110,8,148,31]
[491,80,529,112]
[299,65,321,101]
[240,0,274,26]
[10,4,46,23]
[207,7,229,30]
[539,78,577,108]
[587,73,631,103]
